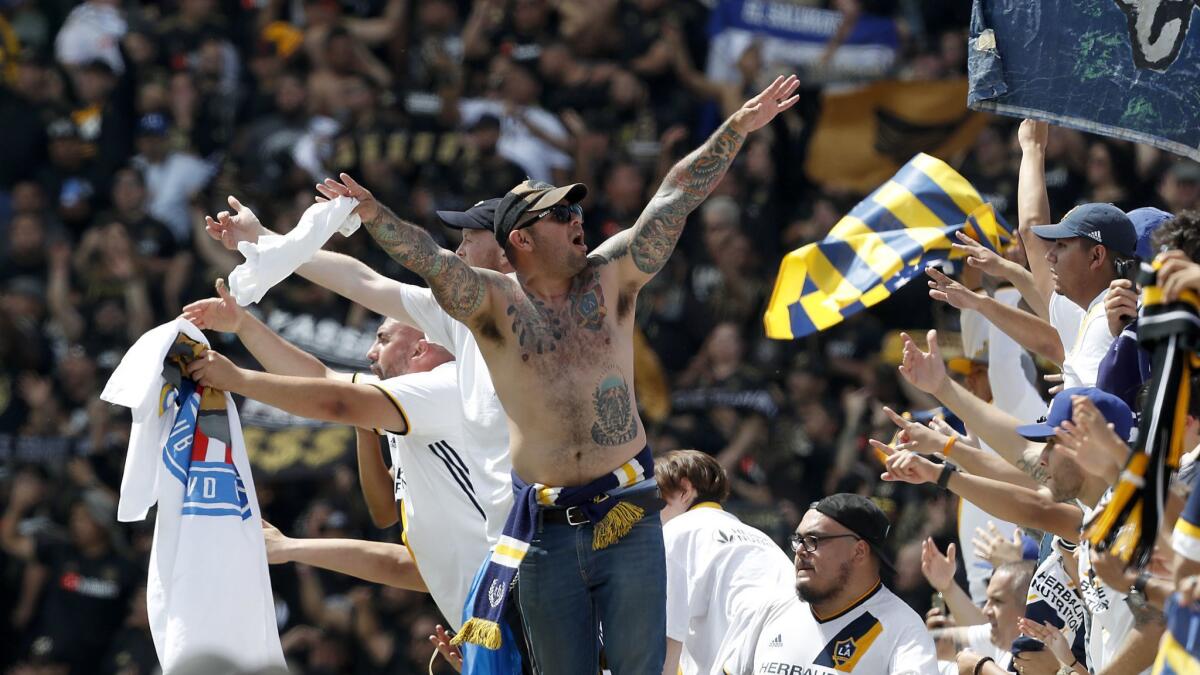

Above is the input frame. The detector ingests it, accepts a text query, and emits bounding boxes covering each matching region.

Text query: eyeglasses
[789,533,860,554]
[519,203,583,229]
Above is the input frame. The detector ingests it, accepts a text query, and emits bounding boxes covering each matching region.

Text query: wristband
[1133,570,1150,595]
[937,462,958,489]
[941,434,958,458]
[973,656,994,675]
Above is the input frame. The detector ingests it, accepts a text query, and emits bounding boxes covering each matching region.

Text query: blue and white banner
[968,0,1200,160]
[705,0,898,84]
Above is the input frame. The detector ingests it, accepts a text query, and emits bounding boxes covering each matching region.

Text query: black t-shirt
[101,626,159,675]
[31,540,139,662]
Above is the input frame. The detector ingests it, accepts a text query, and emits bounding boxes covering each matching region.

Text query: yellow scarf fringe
[452,618,502,649]
[592,501,645,550]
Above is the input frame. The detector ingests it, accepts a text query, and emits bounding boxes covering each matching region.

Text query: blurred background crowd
[2,0,1199,673]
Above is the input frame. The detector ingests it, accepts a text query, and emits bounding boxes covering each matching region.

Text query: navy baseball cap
[1015,386,1135,442]
[436,198,501,231]
[1127,207,1173,260]
[1031,203,1137,257]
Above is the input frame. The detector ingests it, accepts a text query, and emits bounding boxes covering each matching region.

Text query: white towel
[228,196,361,306]
[101,319,285,673]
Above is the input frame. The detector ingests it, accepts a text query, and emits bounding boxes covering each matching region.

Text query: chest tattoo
[569,271,607,331]
[506,293,562,360]
[590,375,638,446]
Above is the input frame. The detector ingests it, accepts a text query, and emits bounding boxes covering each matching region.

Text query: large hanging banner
[705,0,899,84]
[968,0,1200,159]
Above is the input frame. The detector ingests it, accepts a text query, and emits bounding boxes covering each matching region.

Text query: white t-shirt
[1048,290,1113,389]
[399,286,513,546]
[720,584,939,675]
[458,99,573,182]
[1076,500,1145,674]
[1022,546,1087,664]
[663,504,794,675]
[358,363,488,631]
[933,623,1011,673]
[958,291,1046,604]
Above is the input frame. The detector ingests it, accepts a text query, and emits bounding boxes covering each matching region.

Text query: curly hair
[1152,209,1200,261]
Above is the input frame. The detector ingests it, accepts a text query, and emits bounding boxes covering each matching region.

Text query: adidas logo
[768,634,783,648]
[1086,230,1102,242]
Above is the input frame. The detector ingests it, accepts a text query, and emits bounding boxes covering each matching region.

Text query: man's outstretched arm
[187,350,408,434]
[315,174,497,323]
[263,521,426,591]
[205,196,419,324]
[595,75,799,284]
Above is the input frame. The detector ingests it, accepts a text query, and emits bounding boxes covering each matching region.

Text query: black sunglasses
[789,533,860,554]
[518,203,583,229]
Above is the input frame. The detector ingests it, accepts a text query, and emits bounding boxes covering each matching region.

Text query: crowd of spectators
[2,0,1200,673]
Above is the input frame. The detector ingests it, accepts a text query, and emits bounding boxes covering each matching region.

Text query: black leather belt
[541,491,665,527]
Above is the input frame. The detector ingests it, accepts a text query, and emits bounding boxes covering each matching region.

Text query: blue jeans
[517,508,666,674]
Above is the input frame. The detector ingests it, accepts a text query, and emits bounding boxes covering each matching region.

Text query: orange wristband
[941,434,958,458]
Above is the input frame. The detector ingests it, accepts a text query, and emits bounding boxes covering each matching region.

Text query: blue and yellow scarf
[453,446,655,650]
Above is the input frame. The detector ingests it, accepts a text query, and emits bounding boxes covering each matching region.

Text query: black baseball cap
[1030,203,1137,257]
[436,198,501,231]
[493,180,588,244]
[811,494,895,572]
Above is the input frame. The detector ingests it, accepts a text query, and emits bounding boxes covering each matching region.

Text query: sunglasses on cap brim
[517,203,583,230]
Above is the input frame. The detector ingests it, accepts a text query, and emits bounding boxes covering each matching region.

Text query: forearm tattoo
[630,122,745,275]
[364,205,486,319]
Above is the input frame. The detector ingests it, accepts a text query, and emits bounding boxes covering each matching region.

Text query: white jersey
[398,286,513,546]
[664,504,794,675]
[937,623,1011,674]
[100,319,284,672]
[357,363,488,630]
[1076,498,1145,674]
[1048,290,1113,389]
[958,291,1046,603]
[719,583,939,675]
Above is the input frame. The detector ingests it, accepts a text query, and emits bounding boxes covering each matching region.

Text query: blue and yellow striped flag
[764,153,1011,340]
[1153,594,1200,675]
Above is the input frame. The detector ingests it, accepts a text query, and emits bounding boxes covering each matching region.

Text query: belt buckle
[565,506,588,527]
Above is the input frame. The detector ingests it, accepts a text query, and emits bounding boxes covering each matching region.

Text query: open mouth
[571,232,586,248]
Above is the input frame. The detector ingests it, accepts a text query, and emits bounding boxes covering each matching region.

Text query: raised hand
[1018,119,1049,152]
[1016,618,1075,668]
[1052,395,1129,480]
[429,625,464,673]
[926,266,983,311]
[920,537,957,592]
[731,74,801,134]
[261,520,291,564]
[315,173,379,222]
[1103,278,1138,337]
[1157,250,1200,302]
[185,349,246,392]
[879,445,941,484]
[181,279,247,333]
[973,522,1024,567]
[953,231,1015,279]
[898,330,949,395]
[881,406,950,455]
[206,195,266,250]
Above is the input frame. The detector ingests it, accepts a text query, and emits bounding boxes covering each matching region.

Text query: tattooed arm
[315,174,497,324]
[595,75,800,286]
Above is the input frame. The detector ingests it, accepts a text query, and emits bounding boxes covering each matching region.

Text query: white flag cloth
[228,196,361,305]
[101,318,285,673]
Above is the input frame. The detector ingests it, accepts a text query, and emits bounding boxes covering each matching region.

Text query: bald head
[366,319,453,379]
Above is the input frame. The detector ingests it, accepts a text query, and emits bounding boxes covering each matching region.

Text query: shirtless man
[314,75,799,673]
